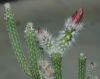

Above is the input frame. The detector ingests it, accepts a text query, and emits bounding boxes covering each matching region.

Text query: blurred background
[0,0,100,79]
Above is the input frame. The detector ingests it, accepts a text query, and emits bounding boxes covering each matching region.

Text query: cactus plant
[79,53,87,79]
[4,3,98,79]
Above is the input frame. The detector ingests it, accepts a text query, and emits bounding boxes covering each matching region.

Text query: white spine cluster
[38,59,54,79]
[36,17,83,56]
[56,17,83,55]
[4,3,11,9]
[86,62,98,79]
[24,22,34,33]
[65,18,83,31]
[36,29,55,55]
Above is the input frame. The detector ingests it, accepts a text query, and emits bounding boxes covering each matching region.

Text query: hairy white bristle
[4,3,11,9]
[80,53,84,57]
[38,59,54,79]
[24,22,34,33]
[27,22,33,27]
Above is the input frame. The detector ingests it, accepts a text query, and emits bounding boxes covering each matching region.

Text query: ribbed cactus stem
[24,23,41,79]
[59,30,72,50]
[37,45,44,60]
[79,53,86,79]
[4,3,32,77]
[51,53,62,79]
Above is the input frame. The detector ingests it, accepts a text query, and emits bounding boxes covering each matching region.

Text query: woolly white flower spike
[38,59,54,79]
[36,28,54,55]
[86,62,98,79]
[56,8,84,55]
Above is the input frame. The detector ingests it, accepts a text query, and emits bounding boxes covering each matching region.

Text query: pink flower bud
[72,8,84,24]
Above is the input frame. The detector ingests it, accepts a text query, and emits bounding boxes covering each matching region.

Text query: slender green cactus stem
[24,23,41,79]
[36,42,45,60]
[59,31,72,51]
[4,3,32,77]
[51,53,62,79]
[79,53,86,79]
